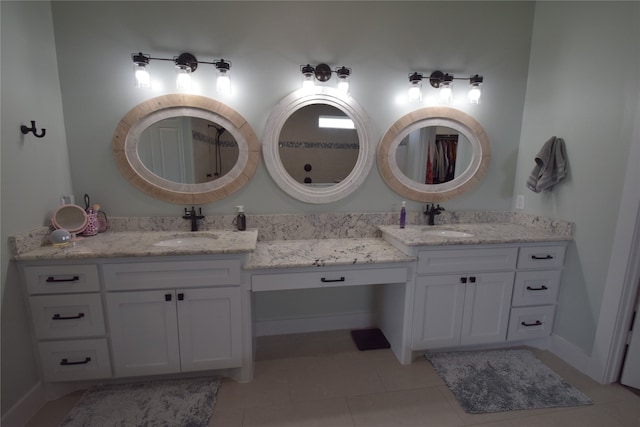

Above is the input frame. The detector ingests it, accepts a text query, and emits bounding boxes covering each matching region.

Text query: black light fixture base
[314,63,332,82]
[176,52,198,72]
[429,70,445,88]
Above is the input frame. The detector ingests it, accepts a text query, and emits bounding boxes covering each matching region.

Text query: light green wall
[46,0,535,340]
[6,0,638,415]
[51,1,534,216]
[1,1,75,414]
[514,1,640,353]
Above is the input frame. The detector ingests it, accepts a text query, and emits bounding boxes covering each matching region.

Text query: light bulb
[469,84,482,104]
[217,70,231,95]
[214,60,232,95]
[338,78,349,94]
[408,84,422,102]
[176,68,192,91]
[132,53,151,88]
[134,64,150,88]
[302,73,315,90]
[336,66,351,95]
[439,83,452,104]
[408,72,423,102]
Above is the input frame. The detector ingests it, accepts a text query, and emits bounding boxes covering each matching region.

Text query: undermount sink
[423,230,474,238]
[153,235,218,247]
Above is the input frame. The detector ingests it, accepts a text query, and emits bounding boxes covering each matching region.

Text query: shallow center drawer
[417,247,517,274]
[252,266,407,292]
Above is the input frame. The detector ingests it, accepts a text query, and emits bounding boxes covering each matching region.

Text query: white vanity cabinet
[411,247,517,349]
[20,263,112,382]
[410,243,568,352]
[103,259,243,378]
[507,245,566,341]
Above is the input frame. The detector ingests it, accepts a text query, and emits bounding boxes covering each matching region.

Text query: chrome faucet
[424,203,445,225]
[183,206,204,231]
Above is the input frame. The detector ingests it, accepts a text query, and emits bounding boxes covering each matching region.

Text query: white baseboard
[255,311,375,336]
[549,333,592,377]
[1,381,46,427]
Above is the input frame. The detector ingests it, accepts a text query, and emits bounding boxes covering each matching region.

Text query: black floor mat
[350,328,391,351]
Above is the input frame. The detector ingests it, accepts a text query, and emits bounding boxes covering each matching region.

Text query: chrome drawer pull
[60,357,91,366]
[52,313,85,320]
[521,320,543,327]
[46,275,80,283]
[321,277,345,283]
[526,285,549,291]
[531,255,553,260]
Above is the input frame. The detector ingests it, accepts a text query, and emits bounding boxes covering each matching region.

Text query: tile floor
[26,330,640,427]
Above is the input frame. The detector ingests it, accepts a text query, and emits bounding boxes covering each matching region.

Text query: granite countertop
[379,222,572,254]
[13,229,258,261]
[11,212,574,265]
[245,238,415,269]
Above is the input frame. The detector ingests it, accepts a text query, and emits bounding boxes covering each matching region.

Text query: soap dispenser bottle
[399,201,406,229]
[236,206,246,231]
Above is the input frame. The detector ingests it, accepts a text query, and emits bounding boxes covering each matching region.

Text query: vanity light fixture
[408,72,423,102]
[468,74,483,104]
[132,52,232,95]
[408,70,483,104]
[132,53,151,88]
[174,53,197,91]
[215,59,231,95]
[300,63,352,94]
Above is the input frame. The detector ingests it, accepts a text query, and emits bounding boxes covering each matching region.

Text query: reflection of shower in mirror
[138,117,239,184]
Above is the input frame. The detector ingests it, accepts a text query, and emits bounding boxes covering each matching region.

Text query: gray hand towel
[526,136,567,193]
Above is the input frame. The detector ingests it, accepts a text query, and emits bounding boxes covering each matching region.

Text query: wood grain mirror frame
[112,94,259,204]
[377,107,490,202]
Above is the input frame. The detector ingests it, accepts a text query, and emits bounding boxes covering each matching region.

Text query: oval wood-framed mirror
[262,87,374,204]
[113,94,259,204]
[377,107,490,202]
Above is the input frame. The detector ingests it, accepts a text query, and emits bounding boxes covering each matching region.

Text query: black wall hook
[21,121,46,138]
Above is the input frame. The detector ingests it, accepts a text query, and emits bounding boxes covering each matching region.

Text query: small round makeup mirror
[52,204,88,233]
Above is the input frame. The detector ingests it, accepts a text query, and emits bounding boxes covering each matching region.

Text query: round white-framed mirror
[262,87,374,204]
[113,94,259,204]
[377,107,490,202]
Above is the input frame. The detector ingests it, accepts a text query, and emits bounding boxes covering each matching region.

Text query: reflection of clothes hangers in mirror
[21,120,46,138]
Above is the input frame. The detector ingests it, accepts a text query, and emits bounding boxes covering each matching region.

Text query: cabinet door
[176,287,242,372]
[460,272,515,346]
[106,291,180,377]
[412,275,465,349]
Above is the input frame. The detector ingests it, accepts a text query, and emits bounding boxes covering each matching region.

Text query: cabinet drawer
[30,294,105,339]
[417,247,517,274]
[103,259,241,291]
[507,306,555,341]
[38,339,111,382]
[24,264,99,294]
[517,246,566,269]
[252,266,407,292]
[512,270,561,307]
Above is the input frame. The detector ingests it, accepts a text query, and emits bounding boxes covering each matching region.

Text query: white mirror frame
[377,107,490,202]
[113,94,259,204]
[262,87,374,204]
